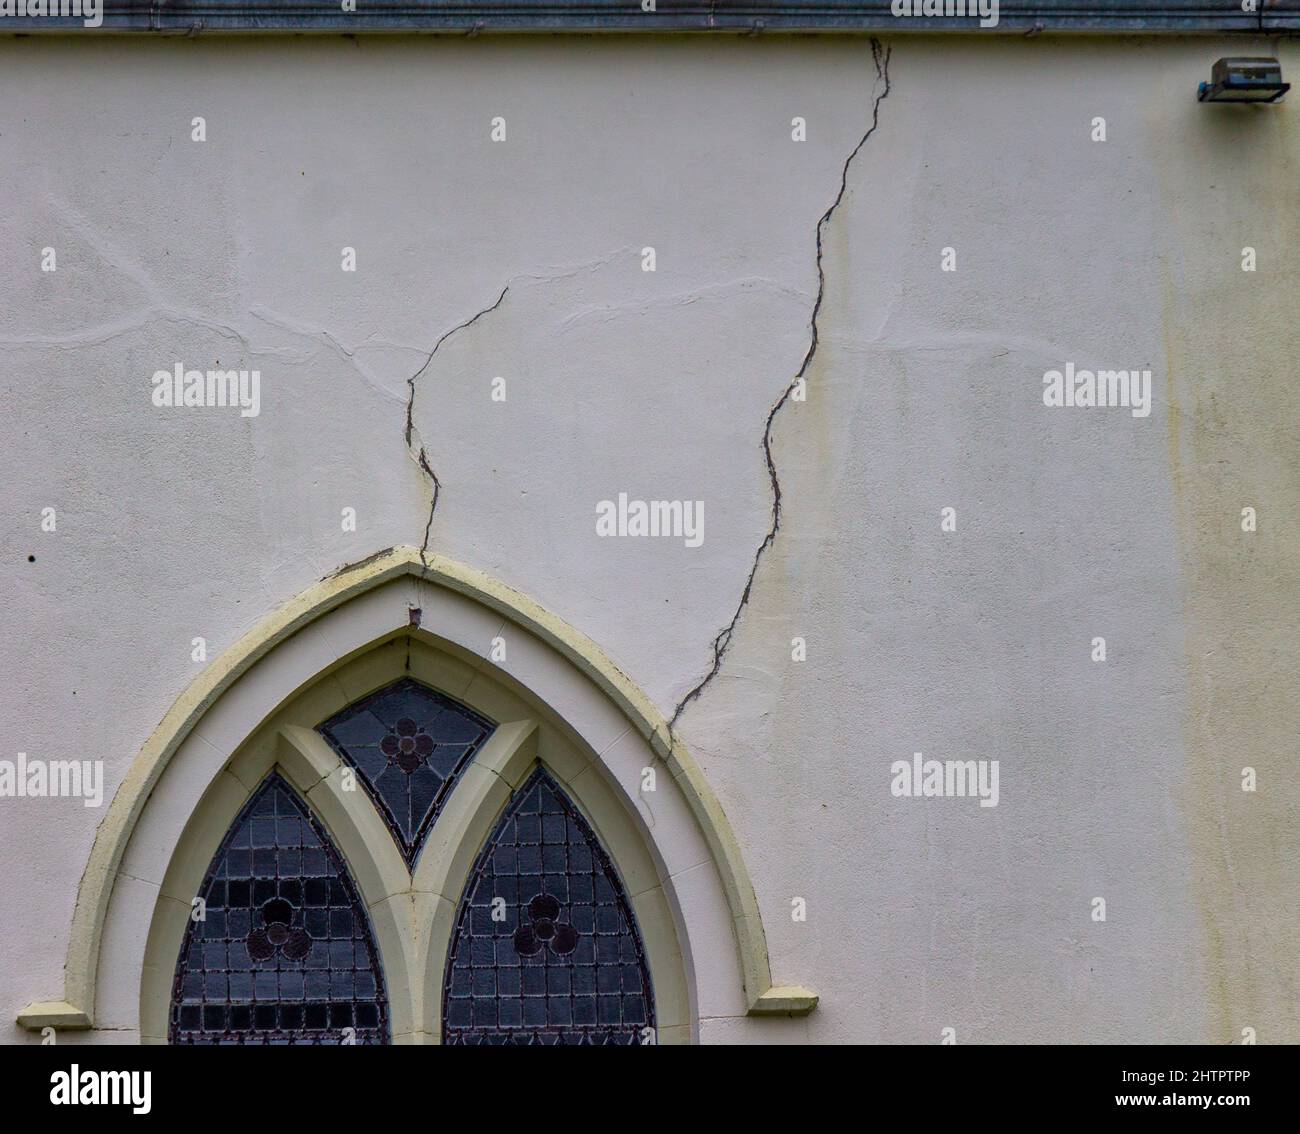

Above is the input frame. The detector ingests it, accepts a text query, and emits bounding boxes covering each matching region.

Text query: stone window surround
[16,547,816,1043]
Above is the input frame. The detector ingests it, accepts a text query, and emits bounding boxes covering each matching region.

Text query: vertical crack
[668,38,892,734]
[404,287,510,568]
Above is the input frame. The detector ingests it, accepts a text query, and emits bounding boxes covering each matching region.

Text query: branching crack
[668,37,892,735]
[403,286,510,568]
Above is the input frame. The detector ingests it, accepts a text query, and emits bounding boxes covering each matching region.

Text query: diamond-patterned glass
[170,773,389,1044]
[317,678,495,866]
[443,768,656,1045]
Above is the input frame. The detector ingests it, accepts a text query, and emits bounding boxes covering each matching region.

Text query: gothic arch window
[123,604,710,1046]
[442,768,656,1045]
[170,773,389,1045]
[318,677,495,866]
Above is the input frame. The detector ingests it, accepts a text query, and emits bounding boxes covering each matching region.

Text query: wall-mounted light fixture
[1198,58,1290,104]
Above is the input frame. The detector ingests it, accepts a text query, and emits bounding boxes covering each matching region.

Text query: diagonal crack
[668,37,892,735]
[403,287,510,568]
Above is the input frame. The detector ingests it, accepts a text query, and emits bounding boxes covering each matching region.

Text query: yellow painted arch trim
[18,546,815,1030]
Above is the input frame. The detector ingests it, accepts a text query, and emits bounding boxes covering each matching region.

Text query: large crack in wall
[669,37,892,735]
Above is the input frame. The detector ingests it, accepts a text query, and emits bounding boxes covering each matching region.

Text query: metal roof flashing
[0,2,1297,36]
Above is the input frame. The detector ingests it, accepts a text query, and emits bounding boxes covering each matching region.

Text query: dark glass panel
[169,774,389,1045]
[317,678,495,865]
[443,768,655,1045]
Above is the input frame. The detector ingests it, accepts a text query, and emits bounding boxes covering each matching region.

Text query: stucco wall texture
[1,33,1296,1044]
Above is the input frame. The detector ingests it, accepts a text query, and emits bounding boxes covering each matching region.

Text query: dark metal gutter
[2,2,1297,35]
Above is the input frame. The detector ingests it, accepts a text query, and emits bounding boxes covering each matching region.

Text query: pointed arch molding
[18,546,815,1033]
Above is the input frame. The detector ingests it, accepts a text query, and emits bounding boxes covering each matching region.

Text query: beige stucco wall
[1,31,1296,1043]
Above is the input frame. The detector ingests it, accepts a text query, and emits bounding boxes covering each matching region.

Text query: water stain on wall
[1155,45,1300,1042]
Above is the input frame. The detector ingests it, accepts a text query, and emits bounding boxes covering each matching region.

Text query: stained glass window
[443,768,655,1045]
[170,774,389,1045]
[317,678,495,866]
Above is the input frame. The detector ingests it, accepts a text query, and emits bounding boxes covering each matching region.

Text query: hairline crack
[404,286,510,569]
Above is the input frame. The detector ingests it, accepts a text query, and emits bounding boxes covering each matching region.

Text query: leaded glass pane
[317,678,495,866]
[169,773,389,1045]
[443,768,655,1045]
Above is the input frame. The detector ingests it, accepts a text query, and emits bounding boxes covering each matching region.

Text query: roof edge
[1,3,1296,37]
